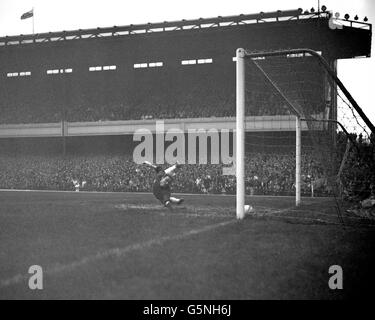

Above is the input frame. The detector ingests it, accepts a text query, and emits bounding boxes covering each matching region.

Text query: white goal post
[235,48,302,219]
[236,48,246,220]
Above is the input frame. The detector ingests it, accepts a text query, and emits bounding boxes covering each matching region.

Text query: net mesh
[242,50,375,225]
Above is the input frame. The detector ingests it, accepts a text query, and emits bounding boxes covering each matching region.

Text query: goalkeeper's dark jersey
[152,169,171,204]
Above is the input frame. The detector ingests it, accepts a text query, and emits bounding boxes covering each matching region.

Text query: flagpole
[32,7,34,34]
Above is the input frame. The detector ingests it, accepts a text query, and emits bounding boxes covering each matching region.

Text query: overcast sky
[0,0,374,125]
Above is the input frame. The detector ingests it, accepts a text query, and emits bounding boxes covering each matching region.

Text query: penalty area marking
[0,219,236,289]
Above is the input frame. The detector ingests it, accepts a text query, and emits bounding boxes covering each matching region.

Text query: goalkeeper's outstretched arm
[164,162,182,177]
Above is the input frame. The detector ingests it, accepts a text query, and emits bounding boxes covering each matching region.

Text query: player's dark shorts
[153,183,171,205]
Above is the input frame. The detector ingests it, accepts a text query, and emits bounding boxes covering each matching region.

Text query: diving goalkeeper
[143,161,184,208]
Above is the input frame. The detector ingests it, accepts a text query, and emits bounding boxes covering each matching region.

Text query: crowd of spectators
[2,130,373,199]
[0,65,325,124]
[338,132,375,201]
[0,152,332,196]
[1,59,371,202]
[0,92,322,124]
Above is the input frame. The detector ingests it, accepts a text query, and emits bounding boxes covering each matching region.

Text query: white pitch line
[0,219,236,289]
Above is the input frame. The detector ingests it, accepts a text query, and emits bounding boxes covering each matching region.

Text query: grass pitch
[0,190,374,299]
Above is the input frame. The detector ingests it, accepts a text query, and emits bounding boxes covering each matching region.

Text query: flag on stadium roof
[20,9,33,20]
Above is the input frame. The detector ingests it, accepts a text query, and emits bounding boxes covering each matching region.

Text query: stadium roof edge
[1,8,369,47]
[0,9,301,44]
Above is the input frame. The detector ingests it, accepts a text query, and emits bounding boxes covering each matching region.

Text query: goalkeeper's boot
[164,200,172,209]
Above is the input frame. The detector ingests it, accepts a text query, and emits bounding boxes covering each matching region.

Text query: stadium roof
[0,8,371,47]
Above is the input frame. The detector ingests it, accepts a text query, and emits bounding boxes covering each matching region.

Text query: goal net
[236,48,375,222]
